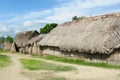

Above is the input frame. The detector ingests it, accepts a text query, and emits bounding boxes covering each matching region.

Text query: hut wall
[26,42,43,56]
[41,46,120,65]
[28,46,32,54]
[11,42,18,52]
[32,42,38,55]
[31,42,42,56]
[2,42,11,51]
[107,49,120,65]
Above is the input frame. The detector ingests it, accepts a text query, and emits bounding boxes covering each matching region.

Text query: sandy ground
[0,53,34,80]
[0,53,120,80]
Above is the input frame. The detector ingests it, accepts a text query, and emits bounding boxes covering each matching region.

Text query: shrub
[40,23,58,34]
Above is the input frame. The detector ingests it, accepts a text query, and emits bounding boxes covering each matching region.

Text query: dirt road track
[0,53,120,80]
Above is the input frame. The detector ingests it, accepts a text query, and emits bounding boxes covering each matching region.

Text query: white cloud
[23,20,46,28]
[43,0,120,23]
[8,9,52,22]
[23,21,33,27]
[0,26,10,32]
[7,0,120,24]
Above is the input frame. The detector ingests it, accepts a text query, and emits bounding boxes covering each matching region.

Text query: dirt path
[0,53,34,80]
[0,53,120,80]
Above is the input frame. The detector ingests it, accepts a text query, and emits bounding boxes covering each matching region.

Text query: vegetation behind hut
[0,35,13,44]
[6,35,13,43]
[0,35,13,50]
[72,16,85,21]
[40,23,58,34]
[0,36,5,44]
[72,16,78,20]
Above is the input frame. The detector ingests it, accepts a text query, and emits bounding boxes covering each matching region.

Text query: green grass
[0,49,10,53]
[42,55,120,69]
[37,77,66,80]
[0,49,3,52]
[20,59,76,71]
[0,54,11,68]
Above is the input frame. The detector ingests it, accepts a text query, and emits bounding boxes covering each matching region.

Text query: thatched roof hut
[26,34,45,46]
[39,12,120,55]
[13,30,39,52]
[11,30,39,52]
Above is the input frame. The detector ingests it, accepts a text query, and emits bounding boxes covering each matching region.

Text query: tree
[72,16,78,20]
[0,36,5,44]
[40,23,58,34]
[6,35,13,43]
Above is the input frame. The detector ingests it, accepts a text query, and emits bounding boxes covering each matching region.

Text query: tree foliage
[6,35,13,43]
[0,35,13,44]
[72,16,78,20]
[40,23,58,34]
[72,16,86,21]
[0,36,5,44]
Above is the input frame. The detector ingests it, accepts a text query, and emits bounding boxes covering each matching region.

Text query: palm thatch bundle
[39,12,120,54]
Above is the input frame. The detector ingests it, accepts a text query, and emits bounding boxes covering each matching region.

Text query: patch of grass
[42,55,120,69]
[20,59,76,71]
[31,54,39,57]
[0,54,11,68]
[0,49,10,53]
[37,77,66,80]
[0,49,3,52]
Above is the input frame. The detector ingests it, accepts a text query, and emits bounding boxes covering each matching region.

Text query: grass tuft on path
[20,59,76,71]
[0,54,11,68]
[42,55,120,69]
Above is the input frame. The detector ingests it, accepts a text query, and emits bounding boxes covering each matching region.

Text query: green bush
[0,35,13,44]
[0,36,5,44]
[72,16,78,20]
[6,35,13,43]
[40,23,58,34]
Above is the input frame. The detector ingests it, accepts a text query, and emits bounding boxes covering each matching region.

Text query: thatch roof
[26,34,45,45]
[39,12,120,54]
[14,30,39,48]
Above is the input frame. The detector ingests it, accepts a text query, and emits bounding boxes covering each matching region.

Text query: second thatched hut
[11,30,39,53]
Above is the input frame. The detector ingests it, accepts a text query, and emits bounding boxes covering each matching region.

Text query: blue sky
[0,0,120,37]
